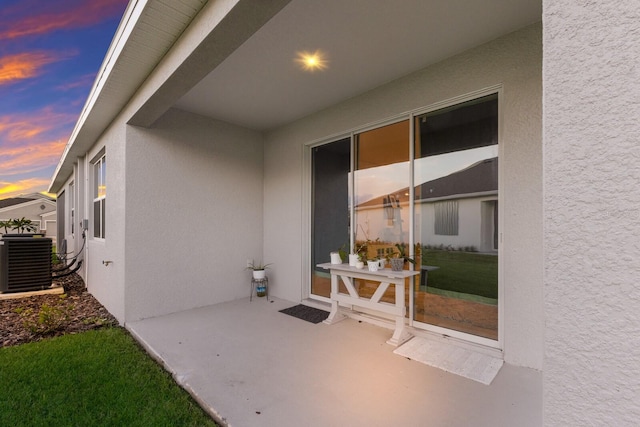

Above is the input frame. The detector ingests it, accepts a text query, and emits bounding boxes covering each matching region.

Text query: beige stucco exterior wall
[264,24,542,369]
[123,108,264,322]
[83,123,127,323]
[543,1,640,424]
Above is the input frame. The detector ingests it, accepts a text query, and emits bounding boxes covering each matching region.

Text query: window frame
[303,86,503,349]
[92,153,106,239]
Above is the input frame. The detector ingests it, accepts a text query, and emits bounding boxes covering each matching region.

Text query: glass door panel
[354,120,410,304]
[311,138,351,298]
[413,94,499,340]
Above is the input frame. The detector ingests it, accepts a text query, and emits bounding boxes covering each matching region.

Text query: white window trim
[92,153,106,240]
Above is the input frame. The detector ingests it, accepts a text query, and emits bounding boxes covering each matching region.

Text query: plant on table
[389,243,416,271]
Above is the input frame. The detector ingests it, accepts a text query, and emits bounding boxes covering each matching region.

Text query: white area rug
[393,337,503,385]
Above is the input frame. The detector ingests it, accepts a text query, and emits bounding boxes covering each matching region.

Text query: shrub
[15,295,74,335]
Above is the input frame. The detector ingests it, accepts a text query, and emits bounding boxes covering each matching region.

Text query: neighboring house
[47,0,640,424]
[356,157,498,253]
[0,194,57,241]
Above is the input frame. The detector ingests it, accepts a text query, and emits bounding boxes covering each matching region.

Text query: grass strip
[0,327,217,427]
[422,249,498,299]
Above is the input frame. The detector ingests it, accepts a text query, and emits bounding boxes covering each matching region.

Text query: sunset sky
[0,0,128,199]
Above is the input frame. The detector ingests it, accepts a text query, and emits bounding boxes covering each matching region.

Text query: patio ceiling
[50,0,541,193]
[174,0,541,131]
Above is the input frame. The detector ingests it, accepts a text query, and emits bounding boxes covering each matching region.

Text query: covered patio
[127,297,541,427]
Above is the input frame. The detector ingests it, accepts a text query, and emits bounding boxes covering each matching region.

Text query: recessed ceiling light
[295,50,328,72]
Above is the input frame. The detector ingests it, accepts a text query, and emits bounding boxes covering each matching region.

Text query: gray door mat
[279,304,329,324]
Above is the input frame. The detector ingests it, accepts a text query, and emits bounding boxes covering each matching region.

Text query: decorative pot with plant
[338,241,368,267]
[390,243,416,271]
[246,261,271,280]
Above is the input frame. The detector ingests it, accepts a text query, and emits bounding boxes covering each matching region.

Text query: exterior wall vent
[0,236,52,293]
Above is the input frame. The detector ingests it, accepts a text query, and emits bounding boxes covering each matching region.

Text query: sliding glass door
[309,92,499,343]
[413,94,499,340]
[311,138,350,298]
[353,120,410,303]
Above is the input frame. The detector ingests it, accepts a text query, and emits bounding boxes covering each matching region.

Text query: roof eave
[48,0,145,193]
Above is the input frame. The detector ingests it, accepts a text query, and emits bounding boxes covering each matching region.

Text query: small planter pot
[356,261,365,269]
[348,254,359,267]
[330,252,342,264]
[252,270,266,280]
[367,260,379,272]
[390,258,405,271]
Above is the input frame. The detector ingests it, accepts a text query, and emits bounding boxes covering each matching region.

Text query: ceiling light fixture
[295,50,328,72]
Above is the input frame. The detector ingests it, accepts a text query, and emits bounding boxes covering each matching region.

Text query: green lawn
[421,249,498,300]
[0,328,217,427]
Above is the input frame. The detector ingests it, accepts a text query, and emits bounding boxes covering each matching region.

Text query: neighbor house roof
[416,157,498,200]
[358,157,498,209]
[0,198,32,209]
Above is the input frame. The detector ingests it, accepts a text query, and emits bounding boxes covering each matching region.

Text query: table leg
[386,279,413,346]
[323,272,346,325]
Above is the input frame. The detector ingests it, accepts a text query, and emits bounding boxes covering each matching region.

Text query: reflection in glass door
[311,138,350,298]
[413,94,499,340]
[309,93,499,343]
[353,120,410,304]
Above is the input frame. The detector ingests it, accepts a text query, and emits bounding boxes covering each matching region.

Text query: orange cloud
[0,51,61,85]
[0,178,53,199]
[0,139,67,176]
[0,108,75,142]
[0,0,127,40]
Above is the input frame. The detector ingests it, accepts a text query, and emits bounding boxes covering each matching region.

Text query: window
[93,154,106,238]
[434,200,459,235]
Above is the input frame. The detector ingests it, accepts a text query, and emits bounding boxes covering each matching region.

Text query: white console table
[317,262,420,346]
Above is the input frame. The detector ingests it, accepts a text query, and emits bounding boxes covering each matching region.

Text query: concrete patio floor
[127,297,541,427]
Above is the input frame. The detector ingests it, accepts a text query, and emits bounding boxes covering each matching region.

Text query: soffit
[50,0,207,192]
[174,0,541,131]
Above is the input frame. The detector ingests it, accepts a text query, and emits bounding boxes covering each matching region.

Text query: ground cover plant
[0,328,218,426]
[1,273,117,347]
[421,249,498,300]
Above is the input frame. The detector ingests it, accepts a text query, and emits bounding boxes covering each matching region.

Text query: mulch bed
[1,272,118,348]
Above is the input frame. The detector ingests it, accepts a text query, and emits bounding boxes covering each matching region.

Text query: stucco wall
[265,24,542,368]
[543,1,640,425]
[124,108,264,321]
[83,124,127,323]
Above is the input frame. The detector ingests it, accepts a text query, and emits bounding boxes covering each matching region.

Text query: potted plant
[367,257,379,272]
[390,243,416,271]
[246,261,271,280]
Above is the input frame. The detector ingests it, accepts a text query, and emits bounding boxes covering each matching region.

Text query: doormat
[279,304,329,324]
[393,337,503,385]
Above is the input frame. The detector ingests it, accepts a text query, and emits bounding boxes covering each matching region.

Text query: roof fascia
[48,0,151,193]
